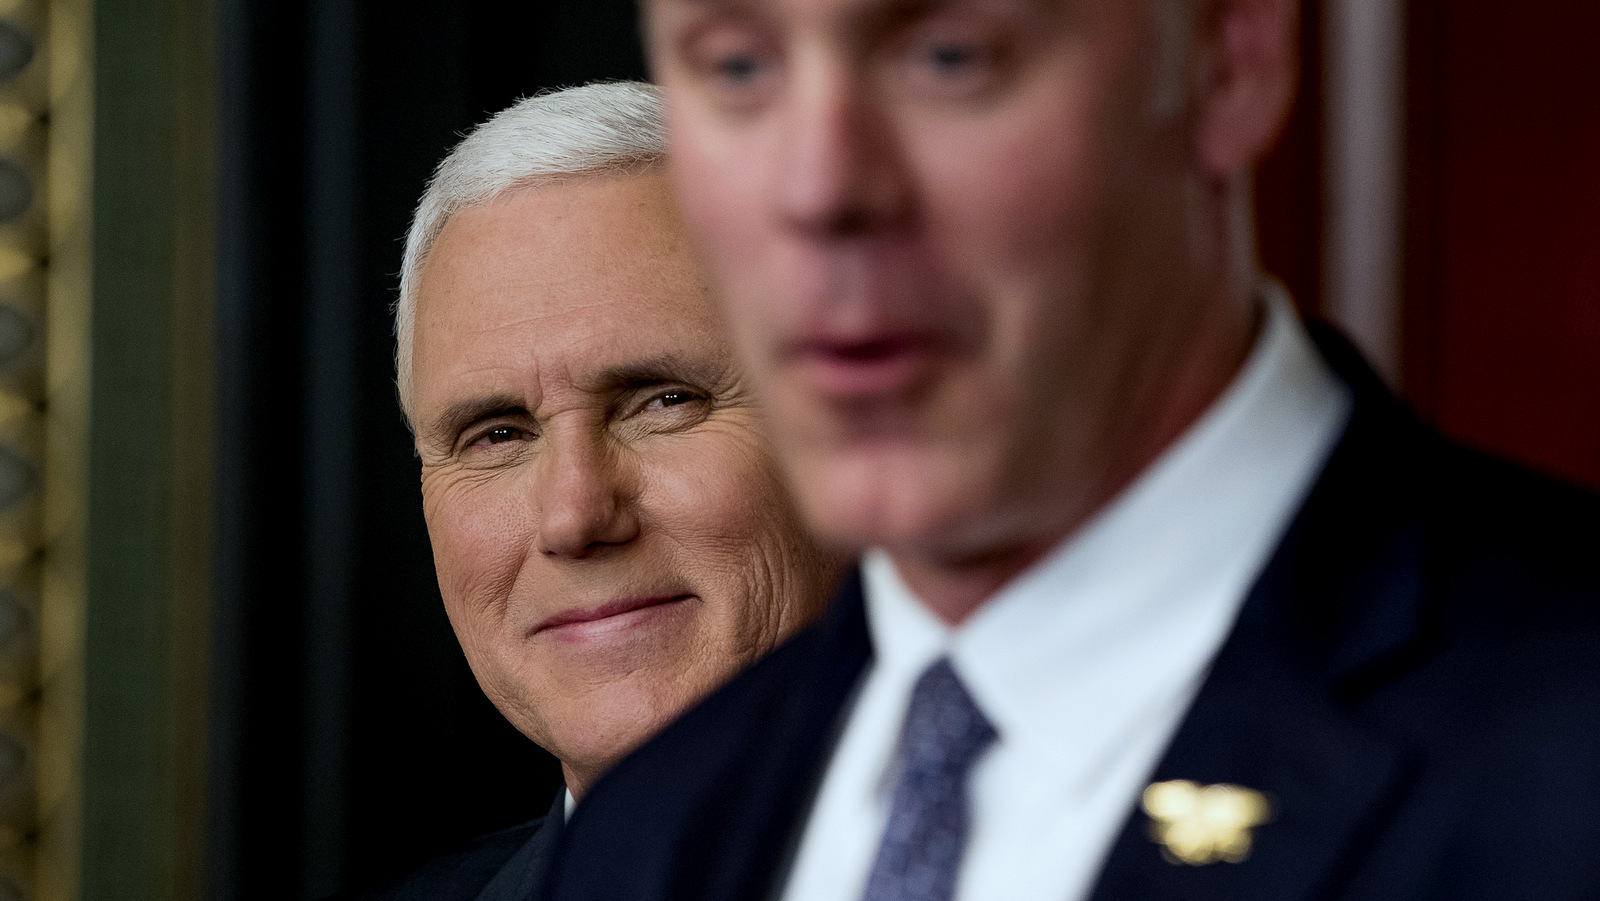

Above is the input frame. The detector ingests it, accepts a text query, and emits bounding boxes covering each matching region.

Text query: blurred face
[645,0,1240,584]
[412,172,840,796]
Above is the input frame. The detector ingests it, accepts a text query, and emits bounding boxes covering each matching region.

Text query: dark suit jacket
[542,327,1600,901]
[345,789,564,901]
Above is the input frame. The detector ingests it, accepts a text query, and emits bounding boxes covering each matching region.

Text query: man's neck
[890,295,1263,627]
[890,537,1066,627]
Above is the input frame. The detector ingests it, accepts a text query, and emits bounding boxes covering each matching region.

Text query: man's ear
[1191,0,1299,178]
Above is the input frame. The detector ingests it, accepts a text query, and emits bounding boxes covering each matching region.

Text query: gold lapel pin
[1141,780,1274,866]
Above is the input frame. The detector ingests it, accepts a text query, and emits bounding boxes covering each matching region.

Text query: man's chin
[791,449,993,555]
[531,688,688,784]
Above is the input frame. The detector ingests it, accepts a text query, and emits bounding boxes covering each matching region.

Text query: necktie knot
[896,658,996,783]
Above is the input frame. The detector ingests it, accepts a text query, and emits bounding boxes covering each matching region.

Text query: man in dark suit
[339,81,844,899]
[542,0,1600,899]
[348,793,563,901]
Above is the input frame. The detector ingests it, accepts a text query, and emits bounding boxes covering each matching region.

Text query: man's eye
[898,27,1009,99]
[686,25,778,97]
[715,52,766,84]
[925,42,981,73]
[612,387,710,439]
[640,389,708,415]
[483,426,525,445]
[630,388,710,422]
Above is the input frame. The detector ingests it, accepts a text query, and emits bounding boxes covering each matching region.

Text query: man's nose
[533,437,640,559]
[770,72,913,237]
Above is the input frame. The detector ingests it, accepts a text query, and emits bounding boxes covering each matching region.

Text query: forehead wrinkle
[447,295,655,367]
[421,307,731,421]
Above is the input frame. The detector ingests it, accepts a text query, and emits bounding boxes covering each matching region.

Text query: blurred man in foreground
[545,2,1600,899]
[352,82,842,900]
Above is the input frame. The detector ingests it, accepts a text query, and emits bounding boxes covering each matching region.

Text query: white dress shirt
[778,288,1352,901]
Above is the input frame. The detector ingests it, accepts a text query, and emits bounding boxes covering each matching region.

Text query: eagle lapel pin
[1141,780,1274,866]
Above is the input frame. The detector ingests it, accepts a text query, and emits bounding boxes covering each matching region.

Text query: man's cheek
[437,524,516,614]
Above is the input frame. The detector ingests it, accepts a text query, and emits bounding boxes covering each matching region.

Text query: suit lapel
[474,790,565,901]
[696,571,873,901]
[1087,665,1419,901]
[1089,330,1438,901]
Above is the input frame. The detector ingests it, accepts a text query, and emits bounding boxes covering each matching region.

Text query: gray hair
[395,81,666,423]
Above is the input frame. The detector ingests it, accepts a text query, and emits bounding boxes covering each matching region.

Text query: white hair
[395,81,666,423]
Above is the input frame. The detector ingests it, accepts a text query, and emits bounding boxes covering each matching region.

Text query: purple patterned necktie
[860,657,998,901]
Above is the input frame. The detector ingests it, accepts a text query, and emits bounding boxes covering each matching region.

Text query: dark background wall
[210,2,646,898]
[1403,0,1600,493]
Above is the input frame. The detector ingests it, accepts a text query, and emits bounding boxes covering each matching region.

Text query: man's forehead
[416,295,729,398]
[414,178,708,343]
[411,176,728,432]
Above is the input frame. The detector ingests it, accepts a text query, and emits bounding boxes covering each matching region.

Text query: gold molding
[38,0,90,899]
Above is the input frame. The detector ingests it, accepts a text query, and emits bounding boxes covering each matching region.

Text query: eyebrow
[420,392,527,450]
[418,352,737,449]
[593,352,736,393]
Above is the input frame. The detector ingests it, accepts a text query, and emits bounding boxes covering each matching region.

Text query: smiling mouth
[531,595,693,638]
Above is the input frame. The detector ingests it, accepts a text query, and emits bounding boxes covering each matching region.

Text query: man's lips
[531,595,692,638]
[789,334,946,398]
